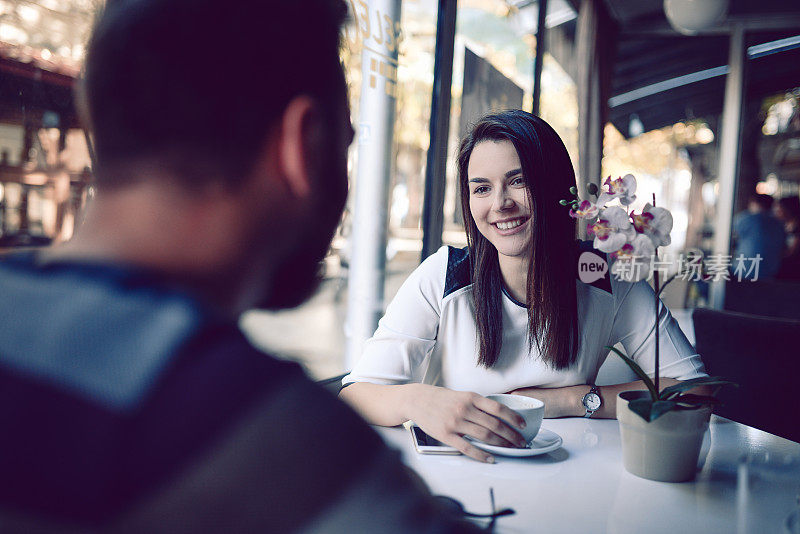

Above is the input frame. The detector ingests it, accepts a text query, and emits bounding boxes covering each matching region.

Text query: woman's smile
[492,216,529,235]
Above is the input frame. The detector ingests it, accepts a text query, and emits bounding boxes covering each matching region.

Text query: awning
[602,0,800,137]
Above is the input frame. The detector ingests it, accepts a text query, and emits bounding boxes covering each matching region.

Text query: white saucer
[467,428,563,457]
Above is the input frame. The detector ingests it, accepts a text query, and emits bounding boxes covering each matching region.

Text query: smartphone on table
[404,421,460,455]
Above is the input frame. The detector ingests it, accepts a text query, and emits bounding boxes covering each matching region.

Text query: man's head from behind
[748,193,774,214]
[81,0,352,311]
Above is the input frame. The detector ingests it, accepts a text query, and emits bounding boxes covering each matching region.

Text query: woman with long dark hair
[340,110,707,463]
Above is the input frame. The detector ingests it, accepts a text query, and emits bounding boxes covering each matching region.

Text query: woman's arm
[512,277,714,418]
[339,248,525,462]
[340,382,528,463]
[509,380,712,418]
[339,382,417,427]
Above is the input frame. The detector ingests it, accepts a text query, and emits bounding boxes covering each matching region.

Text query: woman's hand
[407,384,528,463]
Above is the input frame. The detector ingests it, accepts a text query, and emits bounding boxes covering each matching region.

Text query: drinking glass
[736,452,800,534]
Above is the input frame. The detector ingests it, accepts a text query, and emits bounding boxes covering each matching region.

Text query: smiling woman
[339,110,709,464]
[458,111,579,371]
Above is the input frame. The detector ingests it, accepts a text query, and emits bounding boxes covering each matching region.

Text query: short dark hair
[82,0,348,186]
[750,193,774,211]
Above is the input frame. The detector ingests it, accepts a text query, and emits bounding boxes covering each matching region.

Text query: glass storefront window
[339,0,436,253]
[539,54,579,174]
[441,0,579,247]
[0,0,96,247]
[442,0,533,247]
[601,120,716,261]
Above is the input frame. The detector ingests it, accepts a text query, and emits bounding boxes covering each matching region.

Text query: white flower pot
[617,390,712,482]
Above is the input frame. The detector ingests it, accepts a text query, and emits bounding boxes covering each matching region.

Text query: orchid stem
[656,272,681,297]
[654,263,660,397]
[652,193,660,397]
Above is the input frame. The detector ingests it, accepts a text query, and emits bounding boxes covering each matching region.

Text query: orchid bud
[569,186,578,195]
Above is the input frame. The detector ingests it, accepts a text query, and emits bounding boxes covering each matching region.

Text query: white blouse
[342,245,707,394]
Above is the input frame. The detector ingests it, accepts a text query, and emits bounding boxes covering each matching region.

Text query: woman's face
[467,140,532,259]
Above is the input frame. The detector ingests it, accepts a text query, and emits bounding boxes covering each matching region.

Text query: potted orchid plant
[562,175,735,482]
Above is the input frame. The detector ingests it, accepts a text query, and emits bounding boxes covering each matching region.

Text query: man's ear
[276,95,322,199]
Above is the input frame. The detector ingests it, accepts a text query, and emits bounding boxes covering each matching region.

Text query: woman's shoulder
[406,244,479,303]
[401,245,471,303]
[443,246,471,299]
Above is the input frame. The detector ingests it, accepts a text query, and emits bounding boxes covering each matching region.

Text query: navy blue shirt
[733,211,786,279]
[0,254,470,533]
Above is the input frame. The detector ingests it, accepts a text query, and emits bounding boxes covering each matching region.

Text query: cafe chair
[692,308,800,443]
[724,279,800,321]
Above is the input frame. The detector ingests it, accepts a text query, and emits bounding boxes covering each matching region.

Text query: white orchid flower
[631,203,673,248]
[587,206,635,253]
[610,234,656,282]
[569,199,600,219]
[596,174,637,208]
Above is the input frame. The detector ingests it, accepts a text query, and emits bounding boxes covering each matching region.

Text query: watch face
[584,392,601,411]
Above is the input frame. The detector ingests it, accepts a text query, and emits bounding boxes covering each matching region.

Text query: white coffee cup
[486,393,544,444]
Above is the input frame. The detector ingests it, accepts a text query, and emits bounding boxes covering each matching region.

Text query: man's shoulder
[0,254,217,410]
[0,252,308,413]
[0,254,314,523]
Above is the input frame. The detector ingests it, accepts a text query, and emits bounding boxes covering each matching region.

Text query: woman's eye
[510,176,525,186]
[472,186,490,195]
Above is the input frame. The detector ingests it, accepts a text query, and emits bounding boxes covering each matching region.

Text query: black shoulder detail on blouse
[444,246,472,299]
[576,240,613,294]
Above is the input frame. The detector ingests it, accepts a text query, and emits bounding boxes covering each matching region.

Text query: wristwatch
[582,385,602,418]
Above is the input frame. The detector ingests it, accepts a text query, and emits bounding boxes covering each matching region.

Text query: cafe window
[0,0,97,249]
[441,0,579,247]
[339,0,437,255]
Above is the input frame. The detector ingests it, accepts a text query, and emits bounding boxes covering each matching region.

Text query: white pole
[345,0,402,369]
[710,23,746,310]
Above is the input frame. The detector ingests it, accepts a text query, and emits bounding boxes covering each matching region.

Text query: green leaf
[659,377,738,399]
[673,394,723,407]
[627,399,654,422]
[650,400,678,421]
[605,346,659,400]
[661,389,679,400]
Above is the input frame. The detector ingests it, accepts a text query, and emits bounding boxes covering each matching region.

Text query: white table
[377,417,800,533]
